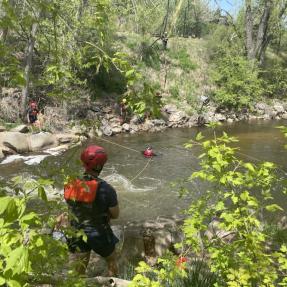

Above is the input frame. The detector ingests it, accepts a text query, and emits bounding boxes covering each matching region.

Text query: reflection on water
[0,119,287,222]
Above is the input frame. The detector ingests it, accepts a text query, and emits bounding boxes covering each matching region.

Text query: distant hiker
[64,145,119,276]
[143,146,156,158]
[161,32,168,50]
[27,101,39,126]
[197,95,210,126]
[120,98,128,124]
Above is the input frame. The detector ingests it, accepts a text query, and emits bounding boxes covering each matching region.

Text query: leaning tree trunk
[245,0,255,60]
[21,21,38,119]
[254,0,272,62]
[245,0,273,63]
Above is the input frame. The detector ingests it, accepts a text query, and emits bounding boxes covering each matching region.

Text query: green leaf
[244,163,255,172]
[195,132,204,141]
[5,246,30,275]
[0,277,6,285]
[7,280,21,287]
[37,186,47,201]
[125,69,135,77]
[265,204,283,212]
[0,197,13,215]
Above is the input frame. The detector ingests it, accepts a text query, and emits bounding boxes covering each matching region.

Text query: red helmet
[30,102,37,108]
[80,145,107,171]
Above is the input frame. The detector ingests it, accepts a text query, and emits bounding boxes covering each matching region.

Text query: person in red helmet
[27,101,39,125]
[143,146,156,158]
[64,145,119,276]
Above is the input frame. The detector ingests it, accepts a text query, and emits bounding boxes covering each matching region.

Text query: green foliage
[169,85,180,100]
[0,177,66,286]
[262,64,287,98]
[125,81,162,118]
[0,176,89,286]
[139,41,161,71]
[211,54,263,110]
[168,49,197,72]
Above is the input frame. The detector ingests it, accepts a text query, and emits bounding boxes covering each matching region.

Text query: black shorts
[67,227,119,258]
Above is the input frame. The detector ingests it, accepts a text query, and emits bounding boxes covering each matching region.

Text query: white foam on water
[24,155,49,165]
[44,145,69,156]
[0,154,49,165]
[103,173,156,193]
[0,154,24,164]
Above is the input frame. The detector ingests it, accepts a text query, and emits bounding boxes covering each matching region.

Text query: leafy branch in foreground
[0,176,85,287]
[131,125,287,287]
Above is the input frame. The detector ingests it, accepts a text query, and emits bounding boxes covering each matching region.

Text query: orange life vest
[64,179,99,203]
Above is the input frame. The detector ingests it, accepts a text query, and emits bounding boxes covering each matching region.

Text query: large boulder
[29,132,57,151]
[0,132,29,153]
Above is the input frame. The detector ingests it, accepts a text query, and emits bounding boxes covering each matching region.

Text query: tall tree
[245,0,287,63]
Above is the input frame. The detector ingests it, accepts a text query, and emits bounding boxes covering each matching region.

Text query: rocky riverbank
[1,90,287,161]
[81,99,287,137]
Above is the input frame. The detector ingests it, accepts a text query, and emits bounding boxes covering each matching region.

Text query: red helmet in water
[80,145,107,171]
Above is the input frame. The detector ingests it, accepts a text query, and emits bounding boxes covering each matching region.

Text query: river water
[1,120,287,222]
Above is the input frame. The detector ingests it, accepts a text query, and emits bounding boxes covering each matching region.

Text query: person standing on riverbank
[64,145,120,276]
[27,101,39,124]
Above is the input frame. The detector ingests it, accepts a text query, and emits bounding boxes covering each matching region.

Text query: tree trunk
[254,0,272,61]
[21,21,38,119]
[245,0,255,60]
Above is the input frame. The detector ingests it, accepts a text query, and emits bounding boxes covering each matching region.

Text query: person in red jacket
[143,146,156,158]
[64,145,119,275]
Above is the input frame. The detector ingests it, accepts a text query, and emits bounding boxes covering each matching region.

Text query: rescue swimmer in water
[143,146,157,158]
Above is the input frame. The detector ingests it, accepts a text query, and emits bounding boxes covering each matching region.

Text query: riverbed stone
[168,111,187,125]
[281,113,287,120]
[163,104,178,114]
[101,124,113,136]
[112,126,122,134]
[130,124,139,133]
[214,113,226,122]
[151,119,166,126]
[122,123,130,132]
[273,103,285,114]
[0,126,6,132]
[255,102,267,111]
[11,125,29,133]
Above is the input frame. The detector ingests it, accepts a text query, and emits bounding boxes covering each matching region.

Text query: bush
[262,64,287,98]
[211,54,263,110]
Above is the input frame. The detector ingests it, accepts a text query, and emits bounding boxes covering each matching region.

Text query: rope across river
[93,136,153,183]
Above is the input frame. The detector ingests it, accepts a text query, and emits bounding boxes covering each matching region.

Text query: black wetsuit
[66,174,119,257]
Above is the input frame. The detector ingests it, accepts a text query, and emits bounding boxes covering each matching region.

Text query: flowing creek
[1,120,287,223]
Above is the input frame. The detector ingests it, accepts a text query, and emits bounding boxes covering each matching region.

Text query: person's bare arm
[109,205,119,219]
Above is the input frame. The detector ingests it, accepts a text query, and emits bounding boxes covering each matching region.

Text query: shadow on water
[1,119,287,222]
